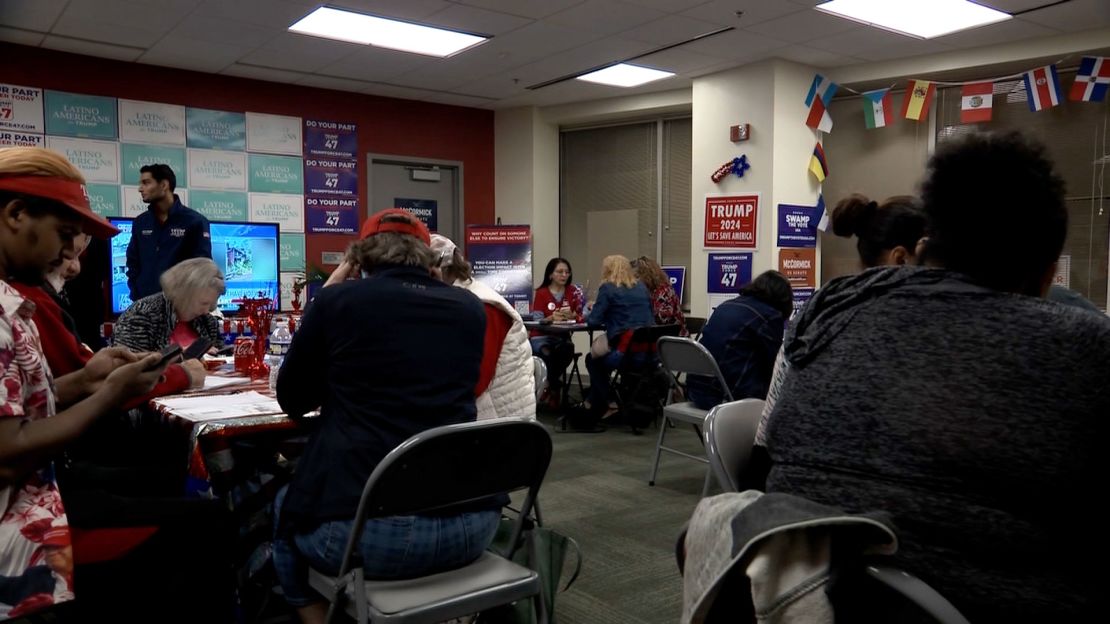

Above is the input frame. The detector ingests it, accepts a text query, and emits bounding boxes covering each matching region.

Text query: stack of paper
[155,391,284,423]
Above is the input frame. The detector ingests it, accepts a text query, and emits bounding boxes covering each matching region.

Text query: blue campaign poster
[396,198,438,232]
[303,119,357,159]
[792,287,815,317]
[465,225,533,316]
[661,265,686,300]
[707,253,753,294]
[777,203,819,248]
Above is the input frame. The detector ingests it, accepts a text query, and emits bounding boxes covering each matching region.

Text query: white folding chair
[703,398,765,492]
[532,356,547,402]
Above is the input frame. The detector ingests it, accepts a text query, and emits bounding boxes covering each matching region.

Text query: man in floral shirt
[0,147,168,619]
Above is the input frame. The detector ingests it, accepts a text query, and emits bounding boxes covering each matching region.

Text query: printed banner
[395,198,438,232]
[0,83,44,133]
[1053,254,1071,288]
[279,233,306,271]
[304,119,357,159]
[45,136,120,183]
[86,183,121,218]
[305,196,358,234]
[250,192,304,233]
[662,265,686,301]
[779,248,817,288]
[465,225,533,315]
[44,90,117,139]
[304,158,357,196]
[0,131,44,147]
[705,193,759,249]
[188,148,247,190]
[120,143,187,186]
[792,288,815,318]
[249,154,303,194]
[121,187,189,218]
[280,272,301,311]
[776,203,819,248]
[246,112,302,155]
[191,190,249,222]
[707,253,753,294]
[187,108,246,150]
[118,99,185,145]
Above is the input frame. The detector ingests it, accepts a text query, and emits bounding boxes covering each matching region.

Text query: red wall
[0,42,495,271]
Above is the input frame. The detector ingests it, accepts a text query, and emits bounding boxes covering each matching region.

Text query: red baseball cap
[359,208,431,245]
[0,175,119,238]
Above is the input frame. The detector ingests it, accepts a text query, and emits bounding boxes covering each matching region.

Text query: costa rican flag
[1023,65,1062,111]
[1069,56,1110,102]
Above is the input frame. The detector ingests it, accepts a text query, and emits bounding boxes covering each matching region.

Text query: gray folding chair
[650,336,734,495]
[532,356,547,402]
[309,419,553,624]
[703,398,765,492]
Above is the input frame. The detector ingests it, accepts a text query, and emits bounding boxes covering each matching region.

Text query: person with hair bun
[830,193,927,268]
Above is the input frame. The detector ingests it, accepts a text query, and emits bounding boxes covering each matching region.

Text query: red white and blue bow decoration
[711,155,750,183]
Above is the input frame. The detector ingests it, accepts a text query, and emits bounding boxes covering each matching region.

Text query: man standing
[125,164,210,301]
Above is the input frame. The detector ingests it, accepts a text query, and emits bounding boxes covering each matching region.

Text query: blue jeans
[272,486,501,607]
[585,350,624,407]
[530,336,573,391]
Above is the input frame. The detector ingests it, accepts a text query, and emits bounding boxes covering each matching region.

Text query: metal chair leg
[648,415,669,485]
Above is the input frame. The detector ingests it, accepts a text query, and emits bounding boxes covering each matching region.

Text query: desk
[522,322,605,406]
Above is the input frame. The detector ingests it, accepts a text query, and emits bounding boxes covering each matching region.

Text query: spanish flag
[808,142,828,182]
[901,80,935,122]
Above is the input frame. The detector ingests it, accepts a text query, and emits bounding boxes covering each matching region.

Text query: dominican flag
[1069,56,1110,102]
[816,195,830,232]
[862,88,893,129]
[960,82,993,123]
[809,142,828,182]
[805,74,837,133]
[1023,65,1063,111]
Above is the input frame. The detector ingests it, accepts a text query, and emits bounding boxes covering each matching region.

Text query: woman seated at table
[530,257,584,406]
[112,257,223,354]
[273,210,497,624]
[632,255,687,336]
[581,255,653,423]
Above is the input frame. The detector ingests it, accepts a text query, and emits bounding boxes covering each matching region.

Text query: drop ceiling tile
[41,35,145,61]
[221,63,307,85]
[622,0,715,13]
[293,74,376,93]
[238,33,365,73]
[618,15,728,45]
[514,37,655,81]
[936,17,1060,49]
[421,92,498,107]
[139,35,252,72]
[633,47,732,74]
[680,28,788,60]
[1018,0,1110,30]
[686,59,746,78]
[325,0,452,21]
[51,15,170,48]
[808,27,920,57]
[853,38,954,62]
[320,46,433,83]
[772,45,862,68]
[0,26,45,46]
[680,0,807,28]
[742,9,863,43]
[57,0,198,29]
[194,0,319,29]
[422,3,534,35]
[169,14,280,48]
[545,0,666,37]
[0,0,67,31]
[453,0,587,20]
[448,73,531,99]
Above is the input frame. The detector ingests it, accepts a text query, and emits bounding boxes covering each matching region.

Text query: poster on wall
[44,91,117,139]
[304,119,357,159]
[188,148,247,190]
[466,225,533,315]
[118,99,185,145]
[246,112,303,156]
[45,136,120,183]
[662,265,686,301]
[249,154,303,194]
[704,193,759,249]
[779,248,817,288]
[121,187,188,218]
[0,132,44,147]
[279,233,306,271]
[187,108,246,150]
[86,183,121,218]
[707,253,752,315]
[395,198,438,232]
[191,191,249,222]
[776,203,819,248]
[250,192,304,233]
[1053,254,1071,288]
[304,158,357,196]
[279,272,301,311]
[792,288,815,318]
[121,143,187,186]
[306,197,358,234]
[0,83,44,133]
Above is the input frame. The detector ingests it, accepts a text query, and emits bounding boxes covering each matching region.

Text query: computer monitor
[109,218,281,315]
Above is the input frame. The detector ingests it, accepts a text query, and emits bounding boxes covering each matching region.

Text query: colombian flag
[901,80,935,122]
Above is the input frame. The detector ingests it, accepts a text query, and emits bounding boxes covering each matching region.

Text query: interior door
[368,159,459,241]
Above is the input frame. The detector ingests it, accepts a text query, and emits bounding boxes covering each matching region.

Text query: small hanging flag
[816,195,830,232]
[808,142,828,182]
[1069,56,1110,102]
[960,82,994,123]
[901,80,936,121]
[1023,65,1062,111]
[862,88,893,129]
[805,74,837,133]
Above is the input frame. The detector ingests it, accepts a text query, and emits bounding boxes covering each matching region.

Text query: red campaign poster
[704,193,759,248]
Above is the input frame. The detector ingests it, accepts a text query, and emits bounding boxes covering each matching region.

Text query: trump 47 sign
[704,193,759,249]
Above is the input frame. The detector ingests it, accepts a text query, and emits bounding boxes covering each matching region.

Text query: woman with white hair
[429,233,535,420]
[113,257,224,353]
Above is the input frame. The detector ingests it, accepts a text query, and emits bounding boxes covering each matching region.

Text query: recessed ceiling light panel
[815,0,1011,39]
[289,6,488,57]
[576,63,675,88]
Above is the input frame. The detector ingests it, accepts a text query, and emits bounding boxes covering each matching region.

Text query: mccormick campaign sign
[395,198,438,232]
[466,225,533,316]
[705,193,759,249]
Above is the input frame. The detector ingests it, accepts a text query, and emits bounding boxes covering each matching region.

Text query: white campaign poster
[708,293,734,315]
[0,83,45,133]
[46,136,120,183]
[121,186,188,218]
[1053,254,1071,288]
[250,192,304,232]
[118,99,186,145]
[279,272,301,311]
[246,112,303,156]
[0,132,44,147]
[188,148,247,190]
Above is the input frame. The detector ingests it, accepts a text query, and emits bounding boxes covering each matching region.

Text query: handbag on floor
[481,517,582,623]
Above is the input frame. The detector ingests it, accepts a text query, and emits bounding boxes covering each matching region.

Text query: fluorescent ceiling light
[815,0,1011,39]
[289,6,487,57]
[576,63,675,88]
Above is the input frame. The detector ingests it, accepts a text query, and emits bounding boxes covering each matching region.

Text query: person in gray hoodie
[763,131,1109,620]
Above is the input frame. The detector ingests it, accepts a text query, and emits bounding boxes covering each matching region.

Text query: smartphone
[182,337,213,360]
[147,344,183,370]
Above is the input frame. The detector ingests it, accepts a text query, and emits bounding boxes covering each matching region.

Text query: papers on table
[201,375,252,390]
[155,391,283,423]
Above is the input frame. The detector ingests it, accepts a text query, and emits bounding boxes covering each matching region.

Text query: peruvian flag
[1069,56,1110,102]
[1023,65,1062,111]
[960,82,993,123]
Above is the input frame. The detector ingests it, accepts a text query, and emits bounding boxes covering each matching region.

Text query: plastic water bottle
[267,320,293,392]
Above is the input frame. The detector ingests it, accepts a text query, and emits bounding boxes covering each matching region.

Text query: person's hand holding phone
[101,352,172,404]
[80,346,142,395]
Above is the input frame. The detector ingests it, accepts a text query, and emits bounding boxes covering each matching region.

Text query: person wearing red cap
[273,209,498,624]
[0,147,171,620]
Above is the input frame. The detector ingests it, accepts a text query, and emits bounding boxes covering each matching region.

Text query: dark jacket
[687,295,785,410]
[125,196,212,301]
[112,292,221,353]
[276,265,488,529]
[764,265,1110,620]
[588,282,654,342]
